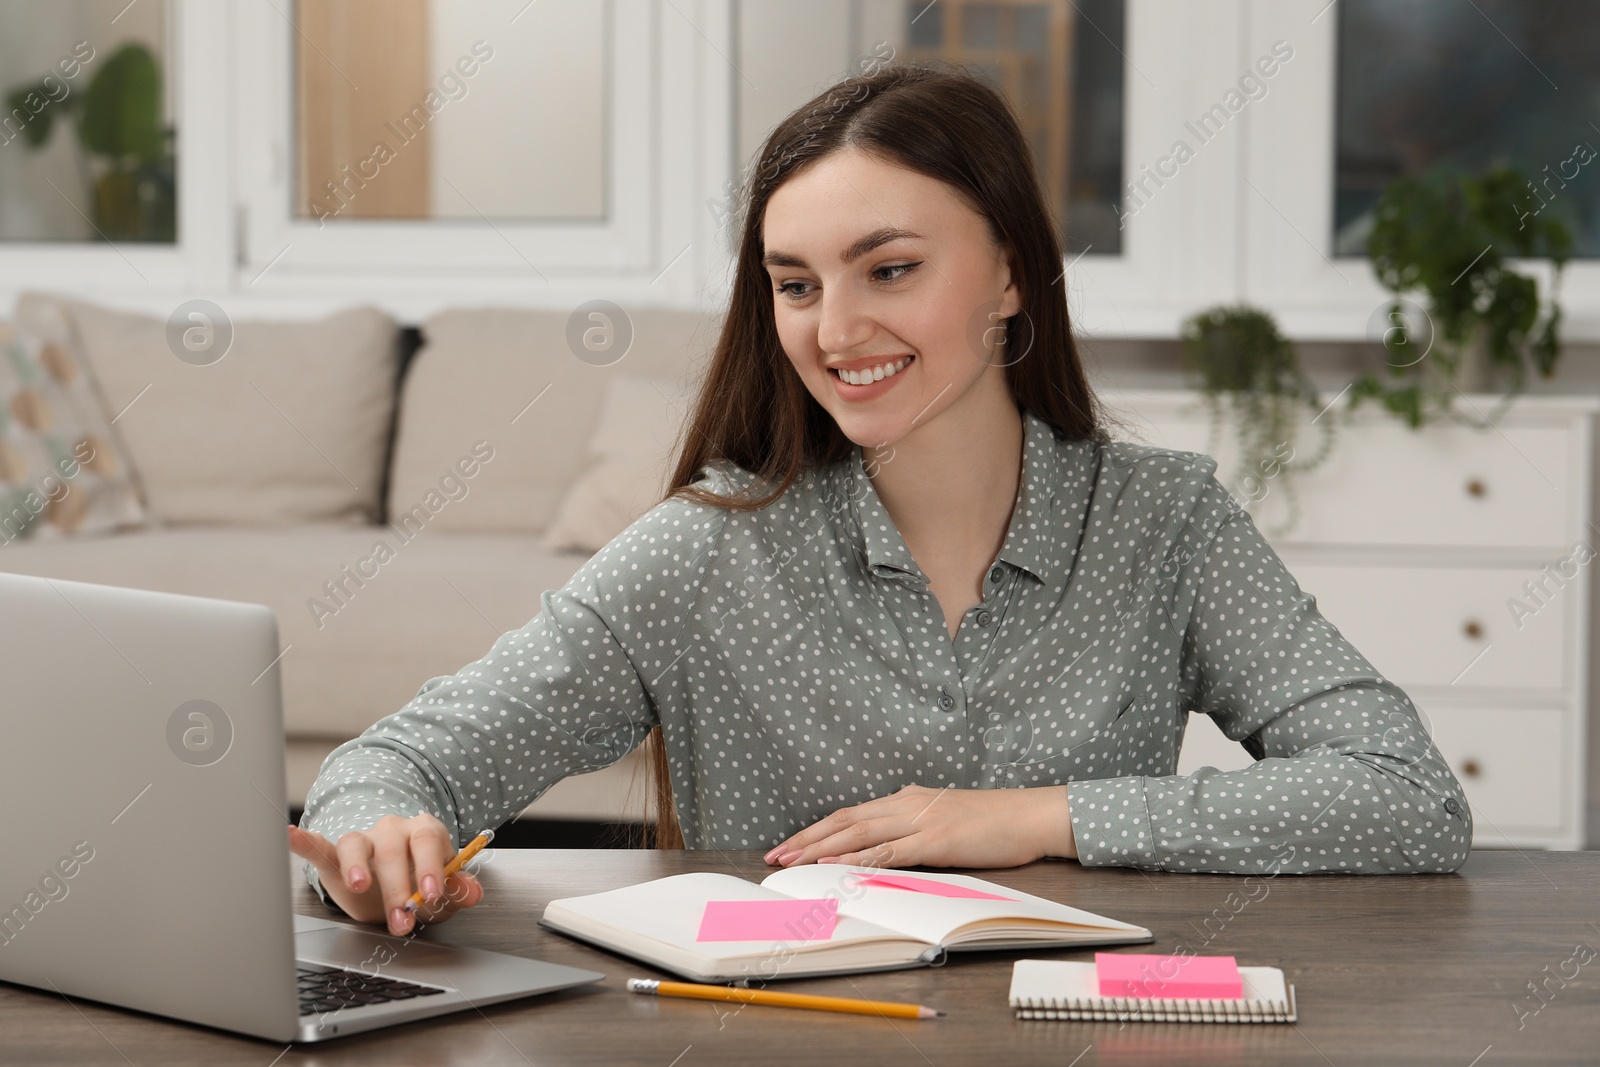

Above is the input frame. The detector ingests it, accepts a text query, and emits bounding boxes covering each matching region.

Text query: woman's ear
[998,243,1024,320]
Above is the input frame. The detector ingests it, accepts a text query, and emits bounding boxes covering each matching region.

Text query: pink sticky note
[696,898,839,942]
[850,873,1017,901]
[1095,953,1243,1000]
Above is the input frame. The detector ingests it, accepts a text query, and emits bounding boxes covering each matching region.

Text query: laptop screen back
[0,573,301,1041]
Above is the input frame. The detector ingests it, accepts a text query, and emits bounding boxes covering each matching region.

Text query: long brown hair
[639,58,1120,850]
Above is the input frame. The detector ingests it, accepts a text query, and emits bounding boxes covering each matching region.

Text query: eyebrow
[761,227,925,270]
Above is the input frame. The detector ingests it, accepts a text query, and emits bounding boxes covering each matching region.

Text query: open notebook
[539,865,1152,983]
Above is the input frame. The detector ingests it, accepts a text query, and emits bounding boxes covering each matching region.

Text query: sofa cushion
[0,315,145,541]
[0,525,587,739]
[542,373,692,554]
[389,305,716,534]
[16,292,398,526]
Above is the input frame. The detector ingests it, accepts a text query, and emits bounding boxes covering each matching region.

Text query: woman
[291,61,1471,937]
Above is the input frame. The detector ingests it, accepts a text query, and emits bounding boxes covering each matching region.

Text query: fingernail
[763,848,779,862]
[347,867,367,890]
[390,907,409,933]
[422,875,440,902]
[777,851,801,865]
[818,857,838,864]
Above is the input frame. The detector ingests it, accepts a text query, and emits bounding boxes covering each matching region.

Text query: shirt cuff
[1068,776,1161,869]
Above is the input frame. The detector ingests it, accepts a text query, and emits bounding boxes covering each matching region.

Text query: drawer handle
[1462,619,1484,639]
[1461,758,1482,779]
[1465,478,1487,498]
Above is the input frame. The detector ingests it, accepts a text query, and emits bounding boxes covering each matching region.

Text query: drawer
[1415,703,1569,838]
[1132,411,1575,549]
[1288,563,1571,692]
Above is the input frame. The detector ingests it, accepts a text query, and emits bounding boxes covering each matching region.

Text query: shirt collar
[841,409,1066,586]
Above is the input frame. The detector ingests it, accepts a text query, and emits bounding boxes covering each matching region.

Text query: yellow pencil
[401,829,494,913]
[626,978,943,1019]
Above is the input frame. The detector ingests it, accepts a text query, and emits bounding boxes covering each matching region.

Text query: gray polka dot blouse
[299,410,1472,889]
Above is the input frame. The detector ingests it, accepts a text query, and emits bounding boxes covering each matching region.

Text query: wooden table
[3,850,1598,1065]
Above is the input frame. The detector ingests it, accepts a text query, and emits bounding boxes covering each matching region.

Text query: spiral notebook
[1009,959,1298,1023]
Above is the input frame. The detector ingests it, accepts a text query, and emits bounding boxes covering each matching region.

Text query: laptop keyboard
[296,965,448,1016]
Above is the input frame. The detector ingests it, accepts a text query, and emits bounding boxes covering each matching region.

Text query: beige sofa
[0,291,717,823]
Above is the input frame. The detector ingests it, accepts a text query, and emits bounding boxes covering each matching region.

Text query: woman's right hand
[288,814,484,936]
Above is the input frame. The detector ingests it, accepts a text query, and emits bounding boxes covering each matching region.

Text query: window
[0,0,175,243]
[736,0,1125,255]
[901,0,1125,255]
[291,0,607,225]
[1334,0,1600,257]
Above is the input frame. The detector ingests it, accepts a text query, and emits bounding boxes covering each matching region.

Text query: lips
[828,354,914,386]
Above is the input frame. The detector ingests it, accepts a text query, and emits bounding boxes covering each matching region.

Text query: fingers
[823,838,915,869]
[765,799,884,863]
[288,815,482,934]
[414,871,484,926]
[765,786,934,866]
[334,828,377,895]
[408,829,453,911]
[287,825,340,882]
[370,817,424,935]
[775,815,909,868]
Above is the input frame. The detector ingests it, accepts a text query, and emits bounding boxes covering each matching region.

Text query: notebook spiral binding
[1014,984,1297,1024]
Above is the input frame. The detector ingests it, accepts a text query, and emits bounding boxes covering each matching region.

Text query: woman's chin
[831,415,904,451]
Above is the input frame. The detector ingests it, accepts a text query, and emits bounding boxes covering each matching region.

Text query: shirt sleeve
[294,493,723,906]
[1066,482,1473,875]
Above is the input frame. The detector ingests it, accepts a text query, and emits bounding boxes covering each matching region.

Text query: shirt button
[976,610,993,628]
[1443,797,1461,815]
[989,566,1003,584]
[937,688,955,711]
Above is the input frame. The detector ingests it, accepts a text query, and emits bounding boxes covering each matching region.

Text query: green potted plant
[6,42,175,242]
[1178,305,1336,537]
[1351,161,1573,428]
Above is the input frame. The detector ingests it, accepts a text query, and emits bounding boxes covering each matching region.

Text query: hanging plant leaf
[1179,305,1336,537]
[1356,161,1572,429]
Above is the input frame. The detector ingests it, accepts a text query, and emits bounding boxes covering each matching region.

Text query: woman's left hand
[762,784,1077,869]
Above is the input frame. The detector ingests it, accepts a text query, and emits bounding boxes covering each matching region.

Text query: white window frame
[231,0,711,314]
[2,0,1594,339]
[0,0,233,299]
[1067,0,1250,339]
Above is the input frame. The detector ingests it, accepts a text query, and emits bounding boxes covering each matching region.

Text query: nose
[814,282,876,357]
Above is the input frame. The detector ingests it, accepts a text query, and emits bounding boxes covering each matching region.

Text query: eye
[772,262,921,302]
[873,261,920,283]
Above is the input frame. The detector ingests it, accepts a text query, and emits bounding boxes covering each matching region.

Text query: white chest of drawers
[1098,388,1600,850]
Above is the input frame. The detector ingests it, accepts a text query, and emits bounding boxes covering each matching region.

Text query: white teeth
[837,355,911,385]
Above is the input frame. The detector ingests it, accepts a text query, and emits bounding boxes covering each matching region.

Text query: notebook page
[760,865,1147,946]
[544,872,914,963]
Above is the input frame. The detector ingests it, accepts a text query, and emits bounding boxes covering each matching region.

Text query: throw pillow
[389,306,715,535]
[16,292,399,526]
[0,315,145,543]
[541,374,693,553]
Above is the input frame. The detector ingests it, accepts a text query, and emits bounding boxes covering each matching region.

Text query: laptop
[0,572,603,1042]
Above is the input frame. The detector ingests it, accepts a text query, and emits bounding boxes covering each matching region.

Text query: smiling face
[761,147,1022,453]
